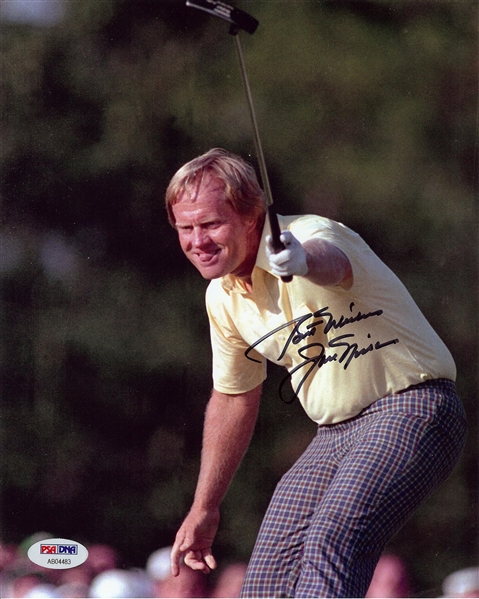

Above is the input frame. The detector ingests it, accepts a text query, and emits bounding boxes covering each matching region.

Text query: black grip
[268,205,292,283]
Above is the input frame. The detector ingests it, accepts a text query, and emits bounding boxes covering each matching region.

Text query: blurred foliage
[0,0,477,594]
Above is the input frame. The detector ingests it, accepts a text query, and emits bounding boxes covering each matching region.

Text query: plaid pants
[240,379,467,598]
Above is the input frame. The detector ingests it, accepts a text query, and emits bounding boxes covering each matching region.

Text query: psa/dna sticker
[27,538,88,569]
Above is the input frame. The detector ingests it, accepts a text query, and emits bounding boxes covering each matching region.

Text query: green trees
[1,1,477,593]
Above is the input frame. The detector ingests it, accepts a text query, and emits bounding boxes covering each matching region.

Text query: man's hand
[170,507,220,577]
[266,231,308,278]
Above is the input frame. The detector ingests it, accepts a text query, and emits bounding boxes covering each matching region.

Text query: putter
[186,0,293,282]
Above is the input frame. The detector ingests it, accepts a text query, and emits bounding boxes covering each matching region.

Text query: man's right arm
[170,383,262,576]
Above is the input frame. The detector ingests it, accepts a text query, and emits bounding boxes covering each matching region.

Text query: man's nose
[192,227,209,247]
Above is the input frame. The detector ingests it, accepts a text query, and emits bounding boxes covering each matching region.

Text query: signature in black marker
[244,303,399,404]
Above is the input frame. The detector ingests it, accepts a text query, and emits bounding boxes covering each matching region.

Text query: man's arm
[302,238,353,288]
[266,232,353,287]
[170,383,262,576]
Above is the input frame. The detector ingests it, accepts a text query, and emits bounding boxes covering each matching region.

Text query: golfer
[167,148,467,598]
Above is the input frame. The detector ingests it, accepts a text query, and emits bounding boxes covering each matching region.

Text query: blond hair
[165,148,267,227]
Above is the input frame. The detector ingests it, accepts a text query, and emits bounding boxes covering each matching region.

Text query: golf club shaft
[233,35,272,208]
[233,33,292,282]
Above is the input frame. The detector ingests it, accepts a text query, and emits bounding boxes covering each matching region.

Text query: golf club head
[186,0,259,34]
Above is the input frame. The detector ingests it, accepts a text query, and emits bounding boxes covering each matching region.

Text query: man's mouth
[196,249,220,264]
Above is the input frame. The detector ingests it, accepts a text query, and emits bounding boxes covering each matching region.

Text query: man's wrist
[190,500,221,515]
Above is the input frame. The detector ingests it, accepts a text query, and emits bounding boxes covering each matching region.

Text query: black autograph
[244,303,399,404]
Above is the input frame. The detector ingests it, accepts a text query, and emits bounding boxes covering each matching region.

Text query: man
[166,148,467,598]
[365,554,412,598]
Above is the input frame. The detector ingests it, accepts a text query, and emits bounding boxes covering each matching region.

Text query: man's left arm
[266,232,352,287]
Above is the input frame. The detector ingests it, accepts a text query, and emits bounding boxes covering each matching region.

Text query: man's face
[172,173,260,281]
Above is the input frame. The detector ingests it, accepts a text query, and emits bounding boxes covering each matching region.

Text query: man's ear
[248,212,265,233]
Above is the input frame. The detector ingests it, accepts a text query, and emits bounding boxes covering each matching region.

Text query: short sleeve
[206,283,267,394]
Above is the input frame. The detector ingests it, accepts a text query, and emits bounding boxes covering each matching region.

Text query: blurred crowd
[0,534,477,598]
[0,537,246,599]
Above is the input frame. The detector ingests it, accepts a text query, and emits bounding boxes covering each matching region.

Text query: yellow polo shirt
[205,214,456,425]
